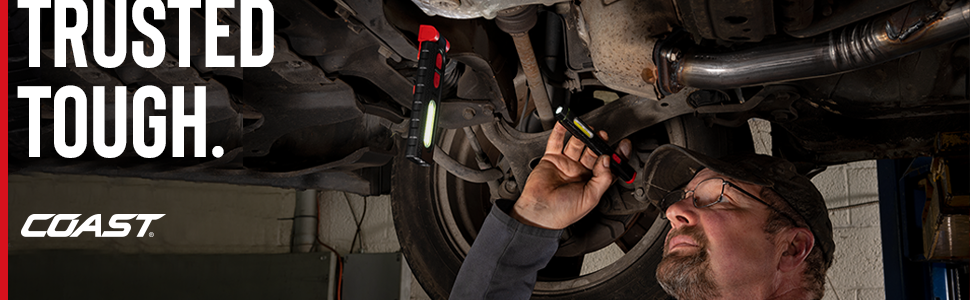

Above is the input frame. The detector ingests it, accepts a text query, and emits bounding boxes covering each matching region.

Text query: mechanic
[449,123,835,300]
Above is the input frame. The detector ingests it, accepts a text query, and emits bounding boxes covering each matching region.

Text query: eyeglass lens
[661,178,729,213]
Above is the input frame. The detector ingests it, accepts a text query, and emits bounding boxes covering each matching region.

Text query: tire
[392,115,753,299]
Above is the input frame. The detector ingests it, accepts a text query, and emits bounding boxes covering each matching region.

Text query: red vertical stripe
[2,0,11,297]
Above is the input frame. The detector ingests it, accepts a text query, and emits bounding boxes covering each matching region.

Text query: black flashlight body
[555,107,637,184]
[405,25,450,166]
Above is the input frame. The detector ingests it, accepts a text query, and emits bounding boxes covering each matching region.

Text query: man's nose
[664,197,698,228]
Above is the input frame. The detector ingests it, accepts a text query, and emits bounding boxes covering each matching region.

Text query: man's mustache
[663,225,709,257]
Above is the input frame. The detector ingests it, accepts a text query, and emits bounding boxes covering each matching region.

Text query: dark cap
[640,144,834,268]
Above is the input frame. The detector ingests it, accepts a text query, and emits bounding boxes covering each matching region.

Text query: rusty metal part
[510,33,555,130]
[410,0,566,19]
[936,132,970,154]
[495,5,538,34]
[656,0,970,94]
[786,0,916,38]
[674,0,776,42]
[497,6,555,130]
[580,0,679,99]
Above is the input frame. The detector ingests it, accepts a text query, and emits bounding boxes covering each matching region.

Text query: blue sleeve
[449,200,562,300]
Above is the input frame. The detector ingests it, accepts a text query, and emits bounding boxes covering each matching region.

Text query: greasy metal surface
[495,5,538,34]
[675,0,775,42]
[657,1,970,93]
[480,91,695,189]
[432,146,504,183]
[480,118,549,189]
[558,3,594,71]
[409,0,567,19]
[581,0,678,99]
[786,0,916,38]
[274,0,414,108]
[511,33,555,130]
[438,100,496,129]
[343,0,418,60]
[779,0,814,32]
[451,54,516,124]
[240,77,362,158]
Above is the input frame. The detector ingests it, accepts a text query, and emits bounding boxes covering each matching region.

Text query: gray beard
[655,228,720,300]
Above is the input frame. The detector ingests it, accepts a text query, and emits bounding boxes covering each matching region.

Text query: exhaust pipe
[655,1,970,95]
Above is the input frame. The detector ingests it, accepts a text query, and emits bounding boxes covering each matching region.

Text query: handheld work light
[406,25,450,166]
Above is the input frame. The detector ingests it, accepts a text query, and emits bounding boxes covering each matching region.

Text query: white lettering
[17,0,51,67]
[103,214,138,237]
[54,85,88,158]
[54,0,88,67]
[70,214,103,237]
[169,0,202,67]
[92,0,128,68]
[21,214,162,237]
[240,0,274,67]
[133,86,167,158]
[47,214,82,237]
[20,86,52,157]
[135,214,166,237]
[21,214,55,237]
[172,86,207,157]
[93,86,128,158]
[132,0,166,68]
[206,0,236,67]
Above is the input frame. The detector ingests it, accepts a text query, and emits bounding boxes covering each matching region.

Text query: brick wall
[813,160,886,300]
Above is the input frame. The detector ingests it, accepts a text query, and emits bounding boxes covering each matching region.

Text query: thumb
[585,155,614,200]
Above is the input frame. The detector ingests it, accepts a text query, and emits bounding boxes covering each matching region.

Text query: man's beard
[656,226,719,300]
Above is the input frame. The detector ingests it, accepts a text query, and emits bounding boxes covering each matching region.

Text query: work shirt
[449,200,562,300]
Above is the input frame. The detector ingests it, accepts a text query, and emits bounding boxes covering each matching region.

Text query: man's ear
[778,228,814,272]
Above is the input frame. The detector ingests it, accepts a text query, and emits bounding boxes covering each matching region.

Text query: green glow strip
[423,100,437,148]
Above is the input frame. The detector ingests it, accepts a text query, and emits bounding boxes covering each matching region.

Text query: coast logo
[21,214,165,238]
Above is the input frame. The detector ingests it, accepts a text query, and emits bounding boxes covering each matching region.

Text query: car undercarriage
[9,0,969,298]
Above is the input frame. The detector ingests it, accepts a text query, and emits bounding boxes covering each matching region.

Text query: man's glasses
[660,178,798,226]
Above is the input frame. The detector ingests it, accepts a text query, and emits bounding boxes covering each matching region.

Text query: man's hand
[511,123,632,230]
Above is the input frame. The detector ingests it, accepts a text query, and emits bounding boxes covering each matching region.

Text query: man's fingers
[617,139,632,159]
[546,123,567,155]
[564,135,586,160]
[584,155,614,203]
[580,147,598,169]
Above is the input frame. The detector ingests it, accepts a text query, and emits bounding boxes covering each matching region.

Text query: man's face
[656,169,783,300]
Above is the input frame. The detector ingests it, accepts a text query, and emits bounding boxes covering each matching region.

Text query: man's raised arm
[449,123,631,299]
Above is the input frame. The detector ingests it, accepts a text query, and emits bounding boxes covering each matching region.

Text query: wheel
[392,114,753,299]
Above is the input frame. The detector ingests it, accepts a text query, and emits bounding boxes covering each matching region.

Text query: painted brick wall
[750,118,886,299]
[316,191,432,299]
[813,160,885,300]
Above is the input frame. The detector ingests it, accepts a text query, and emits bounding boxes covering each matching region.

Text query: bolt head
[462,108,476,120]
[666,49,681,62]
[505,180,518,191]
